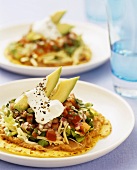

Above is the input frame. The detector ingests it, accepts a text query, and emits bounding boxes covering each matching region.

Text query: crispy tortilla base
[0,114,112,158]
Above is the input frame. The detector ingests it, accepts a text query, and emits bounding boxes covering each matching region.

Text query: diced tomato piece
[72,115,81,124]
[67,114,81,125]
[46,129,56,141]
[67,114,74,123]
[62,108,69,117]
[67,94,79,109]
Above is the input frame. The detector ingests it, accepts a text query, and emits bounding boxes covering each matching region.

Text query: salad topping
[32,18,61,40]
[0,93,97,146]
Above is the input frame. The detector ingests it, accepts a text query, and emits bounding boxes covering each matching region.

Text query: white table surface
[0,0,137,170]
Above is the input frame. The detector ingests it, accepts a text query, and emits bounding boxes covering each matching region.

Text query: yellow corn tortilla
[0,117,112,158]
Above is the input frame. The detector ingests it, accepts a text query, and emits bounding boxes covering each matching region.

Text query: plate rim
[0,78,135,167]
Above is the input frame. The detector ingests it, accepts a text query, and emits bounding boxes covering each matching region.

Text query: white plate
[0,22,110,76]
[0,79,134,167]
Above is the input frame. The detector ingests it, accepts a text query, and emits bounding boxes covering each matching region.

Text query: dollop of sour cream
[25,79,64,124]
[32,18,61,40]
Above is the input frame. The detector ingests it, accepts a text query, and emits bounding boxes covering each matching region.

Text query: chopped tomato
[46,129,56,141]
[67,94,79,109]
[67,114,81,125]
[72,115,81,124]
[67,114,74,123]
[62,108,69,117]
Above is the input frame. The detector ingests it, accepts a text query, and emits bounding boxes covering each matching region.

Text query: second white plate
[0,21,110,76]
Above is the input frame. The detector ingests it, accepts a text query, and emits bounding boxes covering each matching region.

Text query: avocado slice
[45,67,62,97]
[56,23,74,35]
[50,77,79,103]
[14,95,29,111]
[14,67,62,111]
[51,10,66,24]
[14,68,79,110]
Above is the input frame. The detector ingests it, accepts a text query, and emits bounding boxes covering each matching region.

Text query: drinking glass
[85,0,122,23]
[106,0,137,98]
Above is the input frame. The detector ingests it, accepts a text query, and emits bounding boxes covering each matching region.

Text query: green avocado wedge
[50,77,79,103]
[56,23,74,35]
[51,10,66,24]
[14,95,29,111]
[45,67,62,97]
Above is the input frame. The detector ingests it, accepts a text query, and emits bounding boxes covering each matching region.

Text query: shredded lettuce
[0,106,29,141]
[3,115,18,135]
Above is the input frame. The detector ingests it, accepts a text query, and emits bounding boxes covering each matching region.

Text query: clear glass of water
[106,0,137,98]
